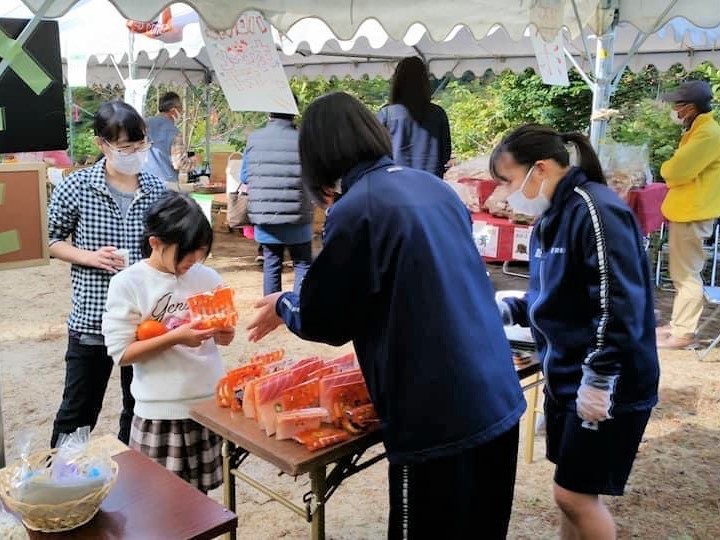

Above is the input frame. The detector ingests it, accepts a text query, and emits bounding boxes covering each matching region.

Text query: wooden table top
[191,359,541,477]
[191,400,383,477]
[27,449,237,540]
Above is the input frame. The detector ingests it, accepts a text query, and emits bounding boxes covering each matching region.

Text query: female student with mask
[492,124,660,540]
[48,100,166,447]
[248,92,526,539]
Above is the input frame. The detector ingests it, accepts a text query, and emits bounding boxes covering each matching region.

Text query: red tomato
[136,320,168,341]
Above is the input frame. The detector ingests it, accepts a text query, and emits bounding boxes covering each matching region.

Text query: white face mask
[108,148,148,176]
[506,165,551,217]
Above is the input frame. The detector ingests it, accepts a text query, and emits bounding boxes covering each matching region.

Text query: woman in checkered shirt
[47,101,166,447]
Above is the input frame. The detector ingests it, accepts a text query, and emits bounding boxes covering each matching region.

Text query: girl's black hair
[94,100,146,144]
[389,56,432,123]
[142,192,213,269]
[299,92,392,204]
[489,124,606,185]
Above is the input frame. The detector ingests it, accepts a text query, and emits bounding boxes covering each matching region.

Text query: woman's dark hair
[142,192,213,270]
[94,100,146,144]
[299,92,392,204]
[489,124,606,185]
[389,56,432,123]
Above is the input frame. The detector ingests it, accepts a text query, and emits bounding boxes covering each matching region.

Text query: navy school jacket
[276,156,526,465]
[503,167,660,414]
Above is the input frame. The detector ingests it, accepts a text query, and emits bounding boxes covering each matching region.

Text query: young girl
[48,100,166,448]
[102,192,235,492]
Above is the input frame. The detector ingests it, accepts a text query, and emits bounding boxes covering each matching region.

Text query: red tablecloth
[626,183,667,235]
[471,211,532,263]
[471,183,667,263]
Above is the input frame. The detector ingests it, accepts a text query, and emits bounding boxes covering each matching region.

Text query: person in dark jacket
[240,109,314,295]
[247,92,526,539]
[377,56,452,178]
[492,124,660,540]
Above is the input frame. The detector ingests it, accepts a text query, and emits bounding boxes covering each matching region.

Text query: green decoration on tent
[0,27,52,95]
[0,183,21,256]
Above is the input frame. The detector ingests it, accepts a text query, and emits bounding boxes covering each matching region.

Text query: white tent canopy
[7,0,720,148]
[17,0,602,39]
[15,0,720,40]
[4,1,720,84]
[81,20,720,85]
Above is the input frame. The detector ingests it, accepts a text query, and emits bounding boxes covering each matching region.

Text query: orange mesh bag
[186,286,238,329]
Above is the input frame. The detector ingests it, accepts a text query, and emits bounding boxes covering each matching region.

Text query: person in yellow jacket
[659,80,720,349]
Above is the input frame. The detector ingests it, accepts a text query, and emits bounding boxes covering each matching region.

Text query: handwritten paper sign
[201,11,298,114]
[512,226,532,261]
[472,221,499,259]
[531,32,569,87]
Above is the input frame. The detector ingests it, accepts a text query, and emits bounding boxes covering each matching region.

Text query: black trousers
[51,335,135,447]
[388,424,520,540]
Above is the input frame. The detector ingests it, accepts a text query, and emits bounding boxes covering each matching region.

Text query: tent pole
[204,70,211,170]
[128,32,136,80]
[589,28,615,150]
[66,84,74,163]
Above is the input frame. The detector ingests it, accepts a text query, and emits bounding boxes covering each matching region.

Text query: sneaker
[657,333,696,350]
[255,255,264,265]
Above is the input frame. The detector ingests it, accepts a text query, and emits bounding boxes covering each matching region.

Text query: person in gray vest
[239,108,314,295]
[144,91,192,185]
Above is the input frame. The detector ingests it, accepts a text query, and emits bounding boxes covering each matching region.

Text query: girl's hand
[247,292,284,342]
[170,320,217,347]
[83,246,125,273]
[214,327,236,346]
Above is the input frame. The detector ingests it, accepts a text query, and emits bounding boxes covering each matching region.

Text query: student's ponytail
[560,132,606,185]
[490,124,606,185]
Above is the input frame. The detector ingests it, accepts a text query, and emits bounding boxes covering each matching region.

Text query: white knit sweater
[102,261,225,420]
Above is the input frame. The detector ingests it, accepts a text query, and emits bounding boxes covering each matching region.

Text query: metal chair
[694,286,720,361]
[655,220,720,289]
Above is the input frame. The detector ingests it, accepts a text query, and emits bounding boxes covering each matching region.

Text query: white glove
[497,300,513,326]
[575,365,618,423]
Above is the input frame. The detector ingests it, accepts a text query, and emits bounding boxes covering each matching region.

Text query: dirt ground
[1,231,719,539]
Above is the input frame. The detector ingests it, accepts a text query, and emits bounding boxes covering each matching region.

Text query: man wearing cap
[659,80,720,349]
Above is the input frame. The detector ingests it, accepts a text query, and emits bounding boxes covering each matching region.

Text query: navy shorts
[545,398,651,496]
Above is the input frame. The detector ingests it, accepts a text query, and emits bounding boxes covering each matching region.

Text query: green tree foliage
[65,62,720,177]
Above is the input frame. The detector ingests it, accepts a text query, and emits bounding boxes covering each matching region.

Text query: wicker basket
[0,450,119,532]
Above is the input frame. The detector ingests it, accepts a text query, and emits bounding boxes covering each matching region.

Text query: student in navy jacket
[377,56,452,178]
[248,92,526,539]
[492,125,660,540]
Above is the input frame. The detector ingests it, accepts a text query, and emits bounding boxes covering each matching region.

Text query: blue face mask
[506,165,551,216]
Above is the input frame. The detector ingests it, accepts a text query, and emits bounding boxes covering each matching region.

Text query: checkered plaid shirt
[48,158,166,334]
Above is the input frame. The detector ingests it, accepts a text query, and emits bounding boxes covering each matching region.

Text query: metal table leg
[310,466,326,540]
[524,373,542,464]
[502,261,530,279]
[0,382,4,469]
[222,439,237,540]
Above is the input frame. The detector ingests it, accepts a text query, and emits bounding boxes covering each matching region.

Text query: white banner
[201,11,298,114]
[123,78,150,116]
[531,32,569,87]
[66,53,88,88]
